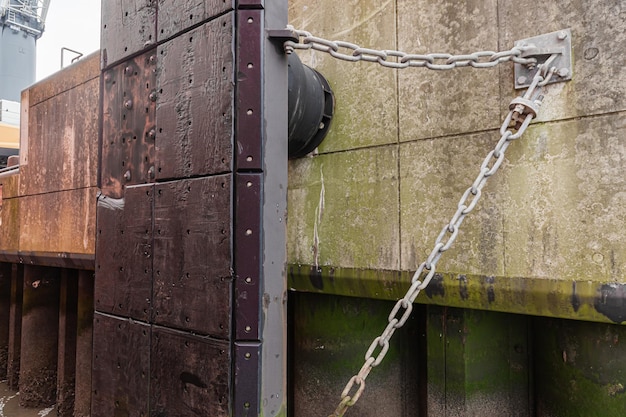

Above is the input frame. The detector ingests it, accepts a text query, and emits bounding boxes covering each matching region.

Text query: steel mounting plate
[514,28,572,89]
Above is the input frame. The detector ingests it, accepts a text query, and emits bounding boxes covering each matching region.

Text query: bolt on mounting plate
[514,28,573,89]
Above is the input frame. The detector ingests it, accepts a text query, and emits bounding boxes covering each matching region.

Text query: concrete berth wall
[286,1,626,416]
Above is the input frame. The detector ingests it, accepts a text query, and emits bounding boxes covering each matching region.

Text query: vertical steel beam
[0,263,11,379]
[74,270,94,417]
[260,2,288,414]
[234,1,288,415]
[7,263,22,390]
[57,269,79,417]
[19,265,60,408]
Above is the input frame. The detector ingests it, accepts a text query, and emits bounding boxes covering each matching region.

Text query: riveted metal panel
[101,50,157,199]
[92,313,150,417]
[235,9,262,171]
[150,326,230,417]
[101,0,157,68]
[155,15,233,180]
[234,342,261,416]
[95,185,153,322]
[157,0,233,41]
[234,173,262,340]
[152,176,232,337]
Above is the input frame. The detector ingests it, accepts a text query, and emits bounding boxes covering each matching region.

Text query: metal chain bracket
[280,27,570,417]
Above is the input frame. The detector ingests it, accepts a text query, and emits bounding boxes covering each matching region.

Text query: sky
[35,0,101,81]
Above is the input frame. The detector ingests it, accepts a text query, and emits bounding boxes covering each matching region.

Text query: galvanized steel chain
[283,26,538,69]
[306,44,557,416]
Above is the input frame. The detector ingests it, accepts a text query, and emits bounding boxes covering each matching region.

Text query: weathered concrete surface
[288,0,398,152]
[502,114,626,282]
[287,1,626,416]
[398,0,501,140]
[288,146,400,270]
[287,0,626,306]
[498,0,626,123]
[399,131,506,275]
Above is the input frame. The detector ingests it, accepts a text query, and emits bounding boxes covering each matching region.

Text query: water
[0,382,54,417]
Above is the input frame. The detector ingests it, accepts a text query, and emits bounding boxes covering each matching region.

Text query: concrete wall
[287,0,626,322]
[287,1,626,416]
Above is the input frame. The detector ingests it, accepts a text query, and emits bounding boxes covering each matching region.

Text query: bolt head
[557,68,570,78]
[557,31,568,40]
[123,170,132,181]
[124,99,133,109]
[517,76,528,85]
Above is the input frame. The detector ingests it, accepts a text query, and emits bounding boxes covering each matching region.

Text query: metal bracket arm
[514,29,573,89]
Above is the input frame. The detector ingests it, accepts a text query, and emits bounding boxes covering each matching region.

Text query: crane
[0,0,51,101]
[0,1,50,166]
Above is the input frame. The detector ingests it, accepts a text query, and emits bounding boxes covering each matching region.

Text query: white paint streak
[0,392,18,416]
[313,165,325,268]
[38,406,55,416]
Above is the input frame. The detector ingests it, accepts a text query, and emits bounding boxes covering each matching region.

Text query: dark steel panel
[234,173,262,340]
[57,269,79,417]
[157,0,233,41]
[155,15,233,180]
[101,0,157,68]
[0,263,10,379]
[153,176,232,337]
[150,326,230,417]
[92,313,150,417]
[101,51,157,199]
[235,9,262,170]
[234,342,261,416]
[95,186,153,321]
[75,271,94,417]
[237,0,264,8]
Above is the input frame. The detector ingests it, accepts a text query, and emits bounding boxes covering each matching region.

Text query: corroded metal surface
[19,266,60,408]
[101,50,157,199]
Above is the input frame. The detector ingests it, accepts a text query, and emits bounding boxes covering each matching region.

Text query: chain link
[284,26,538,70]
[306,34,559,414]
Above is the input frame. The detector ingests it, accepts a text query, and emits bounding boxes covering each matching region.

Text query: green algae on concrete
[426,306,531,416]
[534,317,626,417]
[289,264,626,325]
[290,291,423,416]
[288,147,400,271]
[397,0,501,141]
